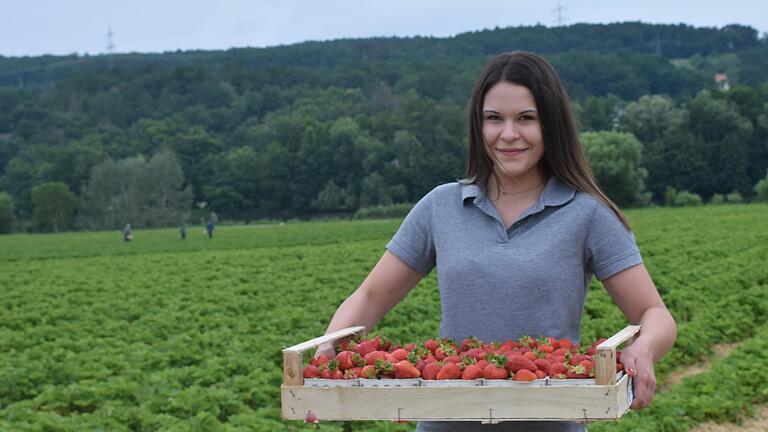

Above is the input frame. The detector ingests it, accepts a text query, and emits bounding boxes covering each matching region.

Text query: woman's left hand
[618,336,657,410]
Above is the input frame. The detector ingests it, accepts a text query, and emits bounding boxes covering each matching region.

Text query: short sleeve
[585,202,642,281]
[386,192,437,275]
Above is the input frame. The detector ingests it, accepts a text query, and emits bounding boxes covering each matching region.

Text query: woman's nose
[500,120,520,141]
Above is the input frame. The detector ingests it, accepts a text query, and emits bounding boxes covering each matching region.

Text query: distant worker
[123,223,132,242]
[180,224,186,240]
[206,220,214,238]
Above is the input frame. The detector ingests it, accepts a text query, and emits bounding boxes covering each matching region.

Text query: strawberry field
[1,205,767,431]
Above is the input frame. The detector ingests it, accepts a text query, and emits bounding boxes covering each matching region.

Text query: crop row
[0,204,766,431]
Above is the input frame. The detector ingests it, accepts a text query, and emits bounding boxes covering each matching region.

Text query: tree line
[0,22,767,233]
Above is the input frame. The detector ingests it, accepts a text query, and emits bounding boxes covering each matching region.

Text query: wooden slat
[594,325,641,385]
[283,351,304,386]
[283,326,366,354]
[596,325,641,351]
[281,375,631,422]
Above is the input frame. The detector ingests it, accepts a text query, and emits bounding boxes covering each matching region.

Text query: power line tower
[106,24,115,69]
[553,0,567,27]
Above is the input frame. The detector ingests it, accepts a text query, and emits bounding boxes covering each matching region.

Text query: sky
[2,0,767,57]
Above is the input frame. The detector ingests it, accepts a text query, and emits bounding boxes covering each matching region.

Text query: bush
[353,203,413,220]
[0,192,15,234]
[754,169,768,202]
[666,187,703,207]
[725,191,743,203]
[674,191,704,207]
[709,193,725,205]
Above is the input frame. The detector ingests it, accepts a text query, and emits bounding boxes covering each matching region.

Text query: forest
[0,22,767,232]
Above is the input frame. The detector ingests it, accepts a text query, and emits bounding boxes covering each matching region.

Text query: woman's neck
[487,171,547,201]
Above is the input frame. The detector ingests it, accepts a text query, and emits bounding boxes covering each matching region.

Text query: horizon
[2,0,767,58]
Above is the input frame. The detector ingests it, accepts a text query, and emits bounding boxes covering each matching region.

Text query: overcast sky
[3,1,767,57]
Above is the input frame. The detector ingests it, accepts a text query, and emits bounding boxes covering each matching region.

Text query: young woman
[316,51,676,432]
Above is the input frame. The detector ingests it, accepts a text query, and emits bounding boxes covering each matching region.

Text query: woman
[317,51,676,432]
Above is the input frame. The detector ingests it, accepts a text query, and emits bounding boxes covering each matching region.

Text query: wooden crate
[281,325,640,423]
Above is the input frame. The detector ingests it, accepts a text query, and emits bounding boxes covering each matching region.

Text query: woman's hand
[619,336,657,410]
[314,342,336,360]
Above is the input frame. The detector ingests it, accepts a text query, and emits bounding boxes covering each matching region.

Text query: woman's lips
[497,148,527,157]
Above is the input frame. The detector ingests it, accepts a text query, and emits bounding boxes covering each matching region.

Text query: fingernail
[627,367,636,376]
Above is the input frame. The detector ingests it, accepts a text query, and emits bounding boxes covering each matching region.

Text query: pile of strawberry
[304,335,624,381]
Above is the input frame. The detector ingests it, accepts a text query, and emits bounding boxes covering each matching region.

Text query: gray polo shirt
[386,177,642,432]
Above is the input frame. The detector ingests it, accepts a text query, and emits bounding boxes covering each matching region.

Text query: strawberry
[421,362,442,380]
[364,350,388,365]
[546,336,560,349]
[436,362,461,380]
[460,336,482,351]
[424,339,440,353]
[303,364,320,378]
[310,354,329,367]
[462,348,486,360]
[514,369,537,381]
[535,370,547,379]
[355,341,376,357]
[390,348,409,362]
[519,335,536,348]
[403,343,416,352]
[444,355,462,364]
[533,358,552,374]
[360,364,377,379]
[461,363,485,380]
[394,360,421,379]
[343,367,361,379]
[559,338,575,350]
[483,363,509,379]
[336,351,365,371]
[566,364,588,379]
[476,359,490,369]
[523,351,538,362]
[376,359,395,378]
[549,362,568,379]
[506,355,537,373]
[578,359,595,377]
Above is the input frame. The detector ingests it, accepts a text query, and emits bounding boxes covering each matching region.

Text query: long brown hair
[465,51,631,230]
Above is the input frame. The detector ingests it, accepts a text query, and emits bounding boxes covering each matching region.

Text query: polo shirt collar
[460,176,576,209]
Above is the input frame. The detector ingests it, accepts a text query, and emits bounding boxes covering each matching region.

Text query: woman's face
[482,81,545,184]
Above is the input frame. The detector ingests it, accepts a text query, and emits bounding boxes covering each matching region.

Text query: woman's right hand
[314,342,336,360]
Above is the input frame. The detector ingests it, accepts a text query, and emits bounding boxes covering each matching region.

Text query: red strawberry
[344,367,361,379]
[390,348,409,362]
[476,359,490,369]
[514,369,537,381]
[507,355,537,373]
[303,364,320,378]
[424,339,440,353]
[444,355,462,364]
[360,364,377,379]
[523,351,538,362]
[336,351,365,370]
[483,363,509,379]
[436,362,461,380]
[535,370,547,379]
[559,338,575,350]
[549,362,568,379]
[355,341,376,357]
[422,362,442,380]
[461,364,485,380]
[310,354,329,367]
[546,336,560,349]
[533,358,552,374]
[578,360,595,377]
[394,360,421,379]
[364,351,388,365]
[460,336,482,351]
[566,364,588,379]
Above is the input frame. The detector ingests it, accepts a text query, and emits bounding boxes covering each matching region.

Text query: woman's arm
[602,263,677,409]
[315,251,425,357]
